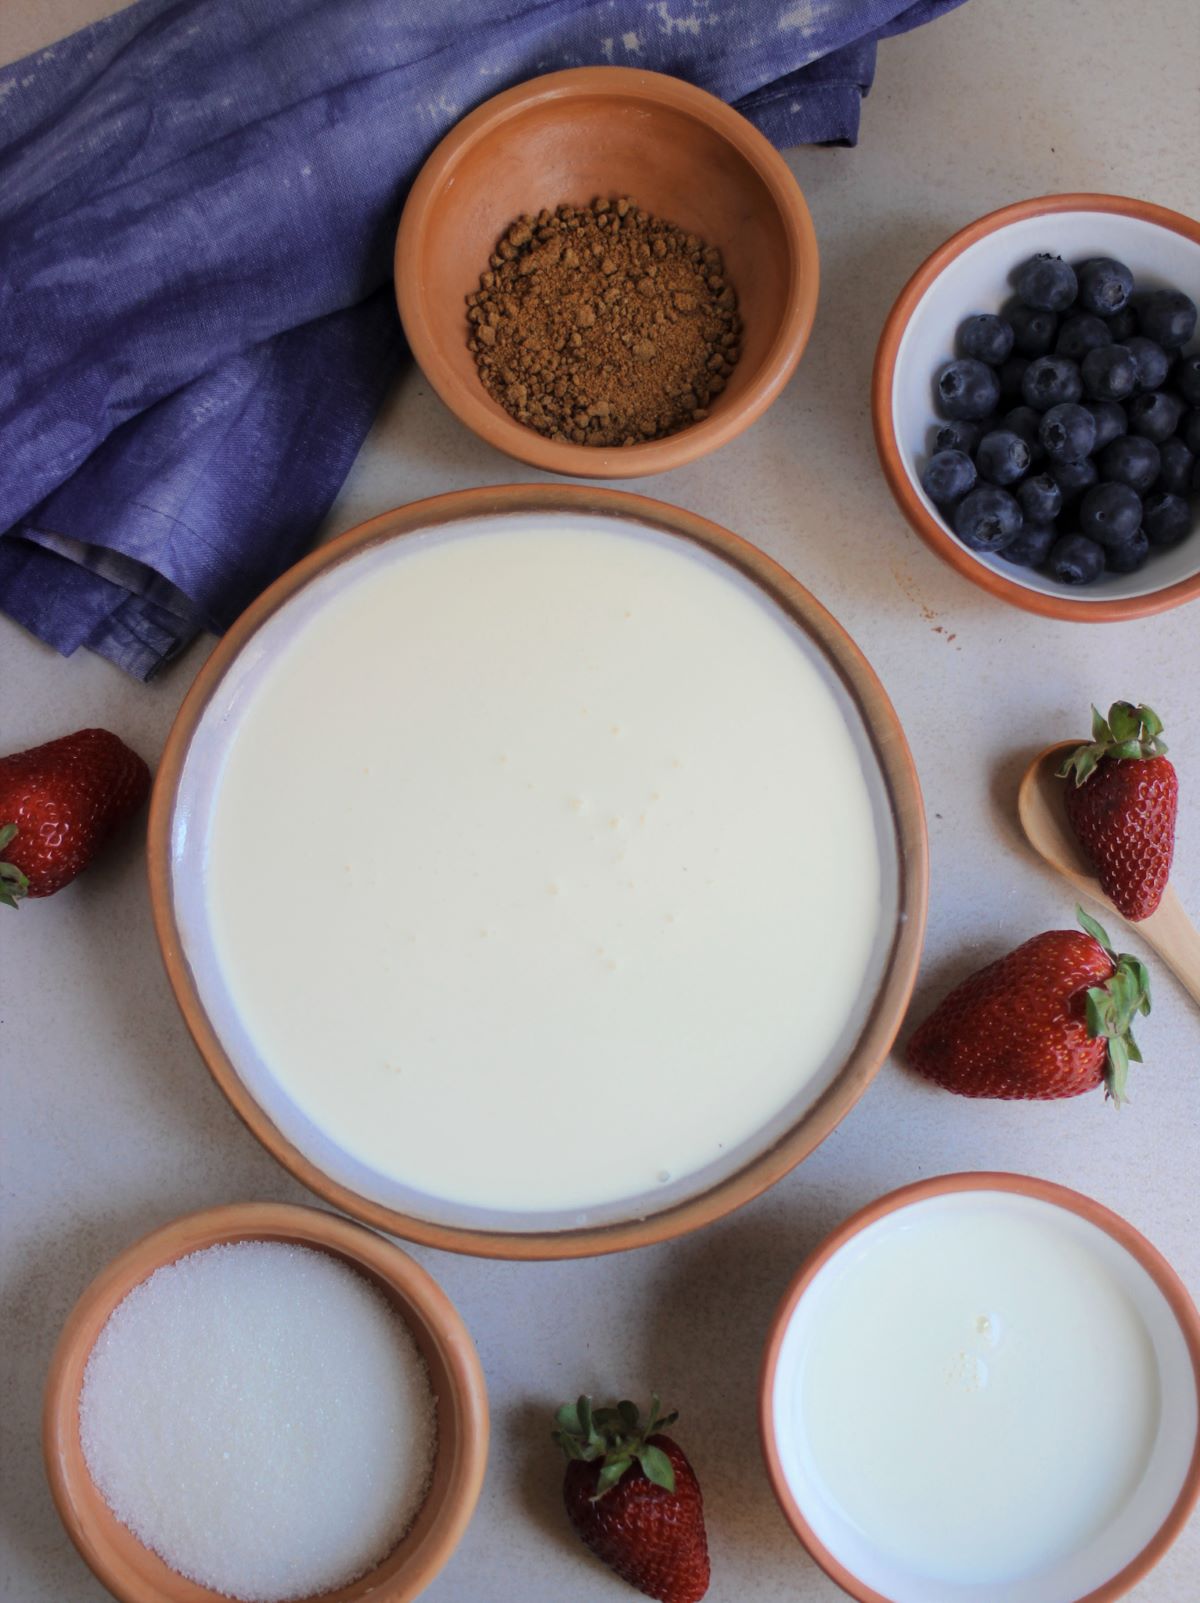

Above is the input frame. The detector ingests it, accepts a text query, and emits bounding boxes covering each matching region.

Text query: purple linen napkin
[0,0,966,678]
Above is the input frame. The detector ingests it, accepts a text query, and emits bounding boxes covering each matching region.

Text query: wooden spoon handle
[1138,888,1200,1007]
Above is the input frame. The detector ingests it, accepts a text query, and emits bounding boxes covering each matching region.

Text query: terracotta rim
[394,66,819,479]
[147,484,928,1259]
[759,1171,1200,1603]
[872,192,1200,622]
[43,1203,489,1603]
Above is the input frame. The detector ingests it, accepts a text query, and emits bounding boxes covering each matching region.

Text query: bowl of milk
[150,485,927,1257]
[761,1172,1200,1603]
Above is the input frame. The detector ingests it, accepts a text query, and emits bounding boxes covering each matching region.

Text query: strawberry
[907,908,1151,1105]
[553,1395,709,1603]
[1058,700,1178,921]
[0,729,151,906]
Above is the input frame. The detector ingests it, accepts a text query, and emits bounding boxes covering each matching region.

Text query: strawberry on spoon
[553,1395,709,1603]
[907,907,1151,1105]
[0,729,150,906]
[1058,701,1177,922]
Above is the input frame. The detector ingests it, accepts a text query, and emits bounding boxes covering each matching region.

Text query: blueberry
[1142,491,1192,547]
[976,428,1032,486]
[921,449,977,504]
[1179,408,1200,457]
[1004,406,1046,463]
[1157,436,1196,497]
[1076,257,1134,317]
[1109,307,1140,343]
[1049,533,1105,584]
[1016,472,1063,523]
[1105,530,1150,575]
[1055,314,1112,361]
[1050,455,1099,504]
[954,486,1023,552]
[1124,336,1172,394]
[1079,482,1143,548]
[934,419,983,455]
[1001,522,1058,568]
[1100,435,1161,494]
[1084,399,1127,450]
[1176,354,1200,408]
[960,313,1015,365]
[1127,390,1184,442]
[1081,343,1138,401]
[1008,305,1058,357]
[937,358,1001,421]
[1014,254,1078,313]
[1138,289,1198,350]
[1022,355,1083,410]
[997,356,1031,407]
[1040,402,1096,463]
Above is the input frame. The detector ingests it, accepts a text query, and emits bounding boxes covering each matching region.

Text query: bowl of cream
[150,485,926,1257]
[761,1172,1200,1603]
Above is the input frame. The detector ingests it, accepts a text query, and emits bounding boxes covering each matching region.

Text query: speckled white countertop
[2,1,1198,1599]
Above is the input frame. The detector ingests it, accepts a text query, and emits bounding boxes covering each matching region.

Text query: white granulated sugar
[79,1242,437,1602]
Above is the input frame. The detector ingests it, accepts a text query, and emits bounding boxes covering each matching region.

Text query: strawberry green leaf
[1060,703,1169,785]
[637,1445,676,1492]
[1106,1036,1130,1106]
[1076,906,1115,959]
[1107,701,1140,743]
[577,1396,593,1441]
[0,823,27,910]
[617,1400,639,1432]
[555,1402,582,1434]
[594,1457,633,1499]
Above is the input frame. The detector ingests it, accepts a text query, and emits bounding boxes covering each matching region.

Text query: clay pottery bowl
[761,1172,1200,1603]
[44,1202,488,1603]
[873,194,1200,620]
[147,484,927,1260]
[395,66,818,477]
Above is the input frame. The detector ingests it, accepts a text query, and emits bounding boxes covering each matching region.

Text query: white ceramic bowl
[874,195,1200,621]
[761,1174,1200,1603]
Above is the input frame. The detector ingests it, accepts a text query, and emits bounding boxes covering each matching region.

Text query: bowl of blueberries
[873,194,1200,620]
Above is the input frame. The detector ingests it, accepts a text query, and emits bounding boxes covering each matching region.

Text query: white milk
[772,1191,1196,1603]
[202,519,884,1214]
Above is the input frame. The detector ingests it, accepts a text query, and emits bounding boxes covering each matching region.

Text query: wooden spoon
[1018,741,1200,1007]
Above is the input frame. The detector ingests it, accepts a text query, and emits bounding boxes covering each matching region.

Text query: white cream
[772,1190,1198,1603]
[199,518,885,1215]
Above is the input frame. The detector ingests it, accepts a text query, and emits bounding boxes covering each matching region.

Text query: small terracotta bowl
[44,1203,489,1603]
[761,1173,1200,1603]
[395,66,818,478]
[873,194,1200,621]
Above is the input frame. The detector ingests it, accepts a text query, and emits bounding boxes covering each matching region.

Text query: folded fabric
[1,0,966,678]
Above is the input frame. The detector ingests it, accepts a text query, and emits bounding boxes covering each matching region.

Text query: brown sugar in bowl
[43,1203,489,1603]
[394,67,819,478]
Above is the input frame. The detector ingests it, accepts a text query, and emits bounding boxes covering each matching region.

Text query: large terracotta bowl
[873,194,1200,621]
[395,67,818,478]
[148,485,927,1259]
[761,1173,1200,1603]
[44,1203,488,1603]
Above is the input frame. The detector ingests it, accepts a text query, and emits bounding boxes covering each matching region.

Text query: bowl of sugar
[44,1203,488,1603]
[149,484,928,1259]
[761,1173,1200,1603]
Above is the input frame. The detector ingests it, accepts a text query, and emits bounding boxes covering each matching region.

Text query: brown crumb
[466,197,741,447]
